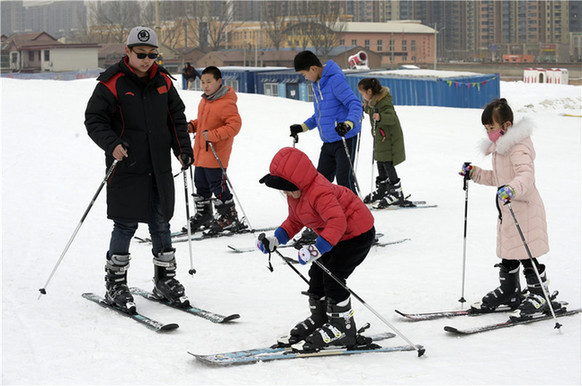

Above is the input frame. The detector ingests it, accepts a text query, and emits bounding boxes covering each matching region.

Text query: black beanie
[294,50,322,71]
[259,174,299,191]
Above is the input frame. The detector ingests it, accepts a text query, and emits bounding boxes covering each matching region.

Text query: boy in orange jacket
[186,66,242,233]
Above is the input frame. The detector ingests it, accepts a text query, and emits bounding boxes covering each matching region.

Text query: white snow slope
[1,77,581,385]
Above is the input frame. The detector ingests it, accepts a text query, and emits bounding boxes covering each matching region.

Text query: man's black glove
[335,121,353,137]
[179,153,193,170]
[290,124,305,136]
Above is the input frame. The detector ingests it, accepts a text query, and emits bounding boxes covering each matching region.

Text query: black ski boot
[303,297,357,350]
[472,263,522,311]
[377,179,404,208]
[104,252,136,313]
[363,177,389,204]
[514,265,561,318]
[293,228,318,249]
[288,294,327,344]
[182,194,213,232]
[206,199,244,234]
[152,249,190,308]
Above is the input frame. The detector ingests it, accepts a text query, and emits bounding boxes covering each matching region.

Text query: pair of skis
[226,233,411,254]
[190,329,423,366]
[134,226,278,244]
[82,287,240,332]
[395,303,581,335]
[368,199,438,211]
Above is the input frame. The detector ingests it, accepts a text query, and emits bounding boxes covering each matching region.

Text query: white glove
[298,244,322,265]
[256,235,279,254]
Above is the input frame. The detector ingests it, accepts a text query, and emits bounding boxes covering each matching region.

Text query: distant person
[357,77,406,208]
[186,66,243,234]
[182,62,200,90]
[460,98,561,318]
[85,26,193,312]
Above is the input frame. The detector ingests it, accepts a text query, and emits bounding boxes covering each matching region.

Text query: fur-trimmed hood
[363,86,391,110]
[480,116,534,155]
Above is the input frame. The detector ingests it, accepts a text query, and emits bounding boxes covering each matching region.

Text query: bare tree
[86,1,142,43]
[308,1,345,57]
[285,1,344,55]
[260,1,288,51]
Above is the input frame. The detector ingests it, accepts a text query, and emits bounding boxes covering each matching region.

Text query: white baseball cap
[127,26,158,48]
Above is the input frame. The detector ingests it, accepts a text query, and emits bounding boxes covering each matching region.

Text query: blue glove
[297,236,332,265]
[497,185,515,203]
[459,163,474,178]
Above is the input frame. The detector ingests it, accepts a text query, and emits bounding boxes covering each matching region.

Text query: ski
[129,287,240,323]
[372,201,437,211]
[395,305,518,321]
[444,308,581,335]
[82,292,179,332]
[189,332,423,366]
[227,235,409,254]
[135,226,278,244]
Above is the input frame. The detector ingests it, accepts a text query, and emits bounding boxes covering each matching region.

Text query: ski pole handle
[258,232,267,248]
[462,162,471,191]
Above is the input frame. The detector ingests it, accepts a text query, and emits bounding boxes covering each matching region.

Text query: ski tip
[158,323,180,332]
[443,326,459,334]
[394,309,406,317]
[221,314,241,323]
[417,347,426,357]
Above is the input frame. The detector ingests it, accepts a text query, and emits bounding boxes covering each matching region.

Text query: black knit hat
[259,174,299,191]
[294,50,322,71]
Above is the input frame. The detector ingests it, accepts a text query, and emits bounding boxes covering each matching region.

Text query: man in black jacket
[85,26,193,313]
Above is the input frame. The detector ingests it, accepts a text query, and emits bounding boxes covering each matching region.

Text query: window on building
[402,40,407,51]
[224,79,238,92]
[364,40,370,49]
[44,50,50,61]
[339,39,345,46]
[411,40,416,51]
[389,40,394,51]
[351,39,357,46]
[29,51,35,61]
[377,40,382,51]
[264,83,278,97]
[11,53,18,63]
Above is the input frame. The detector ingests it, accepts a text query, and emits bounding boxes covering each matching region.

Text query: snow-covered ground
[1,76,580,385]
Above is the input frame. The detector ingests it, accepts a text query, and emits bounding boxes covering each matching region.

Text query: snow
[1,76,581,385]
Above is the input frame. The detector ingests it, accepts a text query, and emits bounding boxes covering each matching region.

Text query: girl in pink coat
[256,147,375,350]
[460,98,558,318]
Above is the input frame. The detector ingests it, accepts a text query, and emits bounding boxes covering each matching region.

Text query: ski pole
[259,233,310,286]
[504,200,561,329]
[206,140,253,230]
[459,161,471,306]
[370,108,378,196]
[340,136,363,199]
[291,133,298,148]
[273,243,425,357]
[39,159,119,298]
[182,167,196,275]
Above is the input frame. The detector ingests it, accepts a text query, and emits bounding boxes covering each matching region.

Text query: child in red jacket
[257,147,375,350]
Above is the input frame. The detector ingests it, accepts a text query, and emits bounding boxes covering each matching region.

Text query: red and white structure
[523,68,569,84]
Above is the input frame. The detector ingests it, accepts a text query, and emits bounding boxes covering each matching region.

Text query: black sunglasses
[132,50,158,59]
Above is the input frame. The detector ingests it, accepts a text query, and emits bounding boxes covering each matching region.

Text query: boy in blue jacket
[290,51,363,195]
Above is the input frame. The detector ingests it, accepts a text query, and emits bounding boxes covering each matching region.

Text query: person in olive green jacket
[357,78,406,208]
